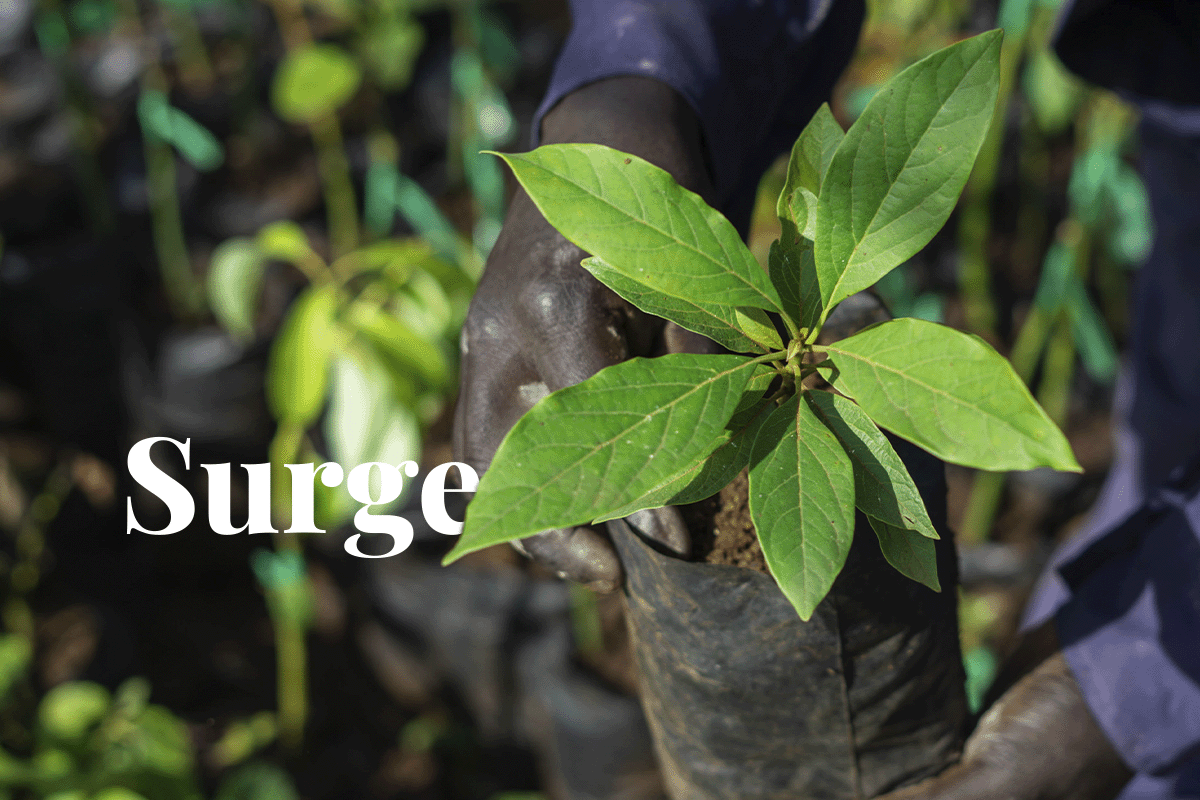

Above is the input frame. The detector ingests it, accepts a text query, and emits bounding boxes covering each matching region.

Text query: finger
[452,342,541,473]
[876,760,992,800]
[520,526,623,593]
[625,506,689,558]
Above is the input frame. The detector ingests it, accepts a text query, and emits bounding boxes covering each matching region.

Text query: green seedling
[445,30,1080,620]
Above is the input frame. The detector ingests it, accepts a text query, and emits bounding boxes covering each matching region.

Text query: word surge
[127,437,478,558]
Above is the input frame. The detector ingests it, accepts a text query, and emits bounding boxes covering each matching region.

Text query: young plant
[444,30,1080,620]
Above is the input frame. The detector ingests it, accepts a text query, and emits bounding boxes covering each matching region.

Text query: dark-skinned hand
[452,77,721,592]
[878,624,1133,800]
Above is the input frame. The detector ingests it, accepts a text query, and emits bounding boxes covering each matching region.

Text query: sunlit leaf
[39,682,110,742]
[208,239,265,342]
[805,391,937,539]
[348,303,450,389]
[266,285,339,425]
[814,30,1002,313]
[594,369,776,519]
[322,352,421,524]
[256,221,320,266]
[491,145,783,314]
[747,394,855,621]
[582,257,781,353]
[777,103,843,219]
[271,43,362,124]
[446,354,762,562]
[821,318,1081,472]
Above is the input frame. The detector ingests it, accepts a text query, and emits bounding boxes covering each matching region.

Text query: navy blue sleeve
[531,0,864,226]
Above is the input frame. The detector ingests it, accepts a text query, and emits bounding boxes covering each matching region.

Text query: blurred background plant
[0,0,1153,793]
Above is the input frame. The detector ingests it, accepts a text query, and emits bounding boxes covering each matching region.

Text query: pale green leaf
[256,221,320,266]
[267,285,338,425]
[492,145,782,313]
[582,257,780,353]
[814,30,1002,313]
[806,390,937,540]
[747,394,855,620]
[323,352,421,524]
[821,318,1081,472]
[446,354,762,562]
[208,238,265,342]
[347,303,450,389]
[271,43,362,124]
[777,103,844,218]
[866,516,940,591]
[39,682,110,742]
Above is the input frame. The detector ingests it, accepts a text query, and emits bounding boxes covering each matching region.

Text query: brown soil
[684,469,770,575]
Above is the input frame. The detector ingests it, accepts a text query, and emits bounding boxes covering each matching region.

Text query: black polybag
[608,438,968,799]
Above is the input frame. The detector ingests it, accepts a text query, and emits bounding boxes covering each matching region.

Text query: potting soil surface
[685,470,770,574]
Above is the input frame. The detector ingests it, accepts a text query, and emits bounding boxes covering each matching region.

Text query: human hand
[452,77,718,592]
[877,651,1133,800]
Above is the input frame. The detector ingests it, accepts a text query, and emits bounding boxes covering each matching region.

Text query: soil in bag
[610,436,969,800]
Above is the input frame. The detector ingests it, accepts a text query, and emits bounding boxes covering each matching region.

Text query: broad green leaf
[323,352,421,524]
[866,516,940,591]
[256,221,319,266]
[805,390,937,540]
[446,354,762,562]
[39,682,110,742]
[747,394,855,620]
[582,257,781,353]
[768,240,821,333]
[491,145,782,313]
[348,303,450,389]
[777,103,843,220]
[271,43,362,124]
[359,16,424,91]
[814,31,1002,313]
[215,761,300,800]
[266,285,339,425]
[820,318,1081,472]
[1023,48,1083,135]
[594,369,776,519]
[208,239,265,342]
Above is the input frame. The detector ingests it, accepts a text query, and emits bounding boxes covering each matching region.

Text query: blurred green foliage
[0,635,297,799]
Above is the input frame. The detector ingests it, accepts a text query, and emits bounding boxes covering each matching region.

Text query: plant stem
[1037,313,1075,427]
[264,0,359,259]
[312,115,359,259]
[267,421,310,753]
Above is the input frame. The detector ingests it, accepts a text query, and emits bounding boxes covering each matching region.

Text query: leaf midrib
[517,153,779,311]
[820,49,987,305]
[472,358,754,534]
[823,343,1037,444]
